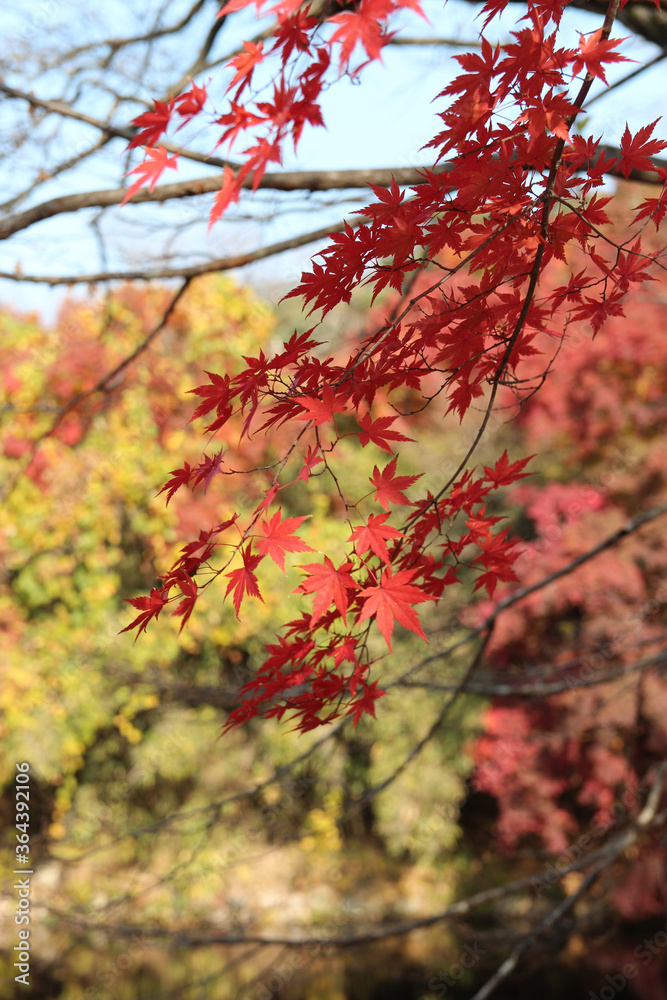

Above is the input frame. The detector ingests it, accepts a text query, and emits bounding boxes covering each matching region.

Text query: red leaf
[122,147,179,204]
[172,576,198,633]
[219,0,253,12]
[483,451,534,489]
[256,509,314,570]
[330,10,386,70]
[332,636,358,668]
[329,0,403,70]
[349,513,404,565]
[188,370,232,428]
[571,30,630,85]
[128,100,173,148]
[272,8,317,63]
[472,527,521,597]
[357,413,413,453]
[369,455,421,511]
[227,40,264,95]
[296,556,360,625]
[617,119,667,180]
[296,444,325,483]
[174,82,207,121]
[295,385,347,426]
[632,179,667,231]
[190,450,224,493]
[357,567,434,651]
[349,680,385,727]
[225,545,264,617]
[158,462,192,506]
[120,588,168,640]
[209,165,244,226]
[215,102,265,149]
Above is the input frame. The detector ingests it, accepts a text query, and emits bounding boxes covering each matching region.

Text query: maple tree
[109,0,667,739]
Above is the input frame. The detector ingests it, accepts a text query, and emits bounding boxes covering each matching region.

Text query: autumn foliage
[464,195,667,914]
[121,0,667,734]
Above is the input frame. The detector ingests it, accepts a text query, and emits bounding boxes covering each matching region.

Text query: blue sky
[0,0,665,321]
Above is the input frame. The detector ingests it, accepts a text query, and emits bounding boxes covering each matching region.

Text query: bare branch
[0,136,113,215]
[470,760,667,1000]
[0,166,439,241]
[166,5,230,97]
[583,50,667,108]
[0,82,237,173]
[0,141,660,244]
[397,647,667,698]
[54,0,209,64]
[0,218,368,284]
[390,35,483,46]
[47,762,667,951]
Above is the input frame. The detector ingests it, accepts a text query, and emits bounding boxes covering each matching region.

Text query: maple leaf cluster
[122,0,667,734]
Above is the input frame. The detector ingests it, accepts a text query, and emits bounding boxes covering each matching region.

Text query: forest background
[1,1,667,999]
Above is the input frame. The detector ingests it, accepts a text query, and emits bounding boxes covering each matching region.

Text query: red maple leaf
[296,444,325,483]
[349,679,385,727]
[617,119,667,180]
[369,455,421,510]
[255,509,314,570]
[215,102,265,149]
[330,11,386,70]
[357,413,413,453]
[571,30,630,85]
[172,520,236,577]
[632,178,667,231]
[218,0,253,12]
[227,40,264,95]
[357,567,434,650]
[272,8,317,64]
[331,636,358,668]
[330,0,400,70]
[296,557,359,625]
[295,385,347,426]
[174,82,207,122]
[472,528,520,597]
[188,370,232,427]
[122,147,179,204]
[172,575,198,633]
[128,100,173,148]
[120,588,169,640]
[483,451,534,488]
[349,512,404,565]
[158,462,192,506]
[225,545,264,617]
[190,450,225,493]
[209,165,244,226]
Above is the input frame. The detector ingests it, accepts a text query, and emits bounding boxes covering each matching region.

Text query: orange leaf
[256,509,314,570]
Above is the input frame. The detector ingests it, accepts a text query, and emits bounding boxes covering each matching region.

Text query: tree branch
[46,760,667,951]
[0,82,238,174]
[1,143,660,244]
[0,218,368,284]
[470,760,667,1000]
[52,0,209,63]
[397,647,667,698]
[0,166,443,241]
